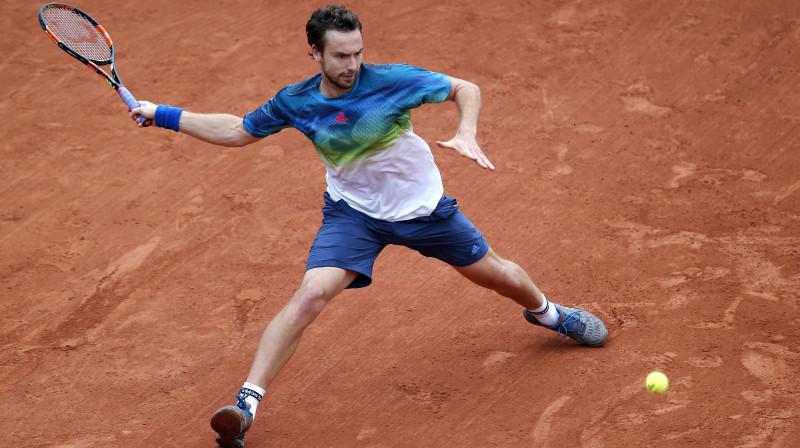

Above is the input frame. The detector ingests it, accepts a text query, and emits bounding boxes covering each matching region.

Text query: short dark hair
[306,4,362,55]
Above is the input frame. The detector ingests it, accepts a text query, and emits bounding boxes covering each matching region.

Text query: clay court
[2,0,799,446]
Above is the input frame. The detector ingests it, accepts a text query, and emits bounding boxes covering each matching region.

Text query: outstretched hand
[436,133,495,170]
[129,100,157,128]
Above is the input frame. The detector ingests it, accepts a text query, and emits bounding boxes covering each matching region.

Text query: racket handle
[118,87,149,125]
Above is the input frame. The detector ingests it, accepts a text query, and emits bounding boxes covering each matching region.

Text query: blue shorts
[306,193,489,289]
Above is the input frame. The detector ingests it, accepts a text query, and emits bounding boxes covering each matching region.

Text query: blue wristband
[154,104,183,132]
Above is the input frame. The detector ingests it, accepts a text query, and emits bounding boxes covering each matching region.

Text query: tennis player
[132,4,608,447]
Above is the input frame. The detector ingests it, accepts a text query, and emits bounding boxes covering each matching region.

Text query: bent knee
[290,282,336,320]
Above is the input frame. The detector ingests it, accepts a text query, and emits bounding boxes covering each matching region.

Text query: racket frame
[38,3,147,124]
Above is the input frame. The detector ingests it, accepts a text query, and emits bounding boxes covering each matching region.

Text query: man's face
[313,29,363,96]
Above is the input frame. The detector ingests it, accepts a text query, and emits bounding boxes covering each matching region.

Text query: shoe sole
[211,407,246,448]
[214,436,244,448]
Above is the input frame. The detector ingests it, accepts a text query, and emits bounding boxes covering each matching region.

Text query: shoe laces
[556,309,586,338]
[231,393,248,411]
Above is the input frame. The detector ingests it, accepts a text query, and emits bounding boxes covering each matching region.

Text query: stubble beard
[322,60,358,91]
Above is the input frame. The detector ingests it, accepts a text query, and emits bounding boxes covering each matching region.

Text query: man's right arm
[131,101,261,147]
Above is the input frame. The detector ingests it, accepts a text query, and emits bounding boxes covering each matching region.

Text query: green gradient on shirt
[314,110,412,165]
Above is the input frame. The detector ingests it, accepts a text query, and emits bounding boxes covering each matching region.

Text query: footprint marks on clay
[544,143,575,178]
[567,343,796,446]
[737,342,800,446]
[602,219,711,253]
[741,342,800,391]
[600,218,798,445]
[668,162,697,189]
[576,381,691,447]
[659,162,767,191]
[175,187,261,232]
[395,382,453,414]
[690,296,742,330]
[176,187,207,232]
[228,288,263,347]
[619,82,672,118]
[603,219,798,330]
[176,203,205,232]
[482,351,517,370]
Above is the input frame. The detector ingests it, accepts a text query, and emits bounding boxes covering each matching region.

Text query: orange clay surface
[2,1,799,446]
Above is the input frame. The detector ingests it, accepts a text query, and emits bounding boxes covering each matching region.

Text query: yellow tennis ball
[646,371,669,394]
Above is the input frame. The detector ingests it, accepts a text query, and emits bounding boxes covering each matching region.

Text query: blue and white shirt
[243,63,452,221]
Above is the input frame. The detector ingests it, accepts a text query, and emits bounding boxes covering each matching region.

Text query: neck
[319,77,351,98]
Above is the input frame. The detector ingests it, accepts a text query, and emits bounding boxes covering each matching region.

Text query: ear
[311,45,322,61]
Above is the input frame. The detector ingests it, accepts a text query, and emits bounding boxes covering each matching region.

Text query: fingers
[472,154,493,170]
[467,143,494,170]
[436,139,495,171]
[129,110,148,128]
[476,148,495,170]
[129,108,142,126]
[129,101,156,128]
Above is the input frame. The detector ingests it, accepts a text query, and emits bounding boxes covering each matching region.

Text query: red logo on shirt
[335,112,349,124]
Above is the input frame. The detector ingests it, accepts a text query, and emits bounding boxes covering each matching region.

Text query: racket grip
[118,87,148,125]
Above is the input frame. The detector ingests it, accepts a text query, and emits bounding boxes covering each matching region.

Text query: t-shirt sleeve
[242,90,292,138]
[389,64,452,108]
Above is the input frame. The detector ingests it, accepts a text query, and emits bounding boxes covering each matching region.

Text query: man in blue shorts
[132,4,607,447]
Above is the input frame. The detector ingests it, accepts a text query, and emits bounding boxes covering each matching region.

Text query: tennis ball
[646,371,669,394]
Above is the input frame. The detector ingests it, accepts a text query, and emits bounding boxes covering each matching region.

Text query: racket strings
[42,7,111,61]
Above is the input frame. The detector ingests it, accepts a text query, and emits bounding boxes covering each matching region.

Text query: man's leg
[246,266,358,388]
[453,247,607,347]
[451,247,546,310]
[211,266,358,448]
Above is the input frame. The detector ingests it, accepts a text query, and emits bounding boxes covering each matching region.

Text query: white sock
[529,296,559,327]
[239,382,266,417]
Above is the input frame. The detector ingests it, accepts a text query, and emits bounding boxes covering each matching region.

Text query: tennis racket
[38,3,150,125]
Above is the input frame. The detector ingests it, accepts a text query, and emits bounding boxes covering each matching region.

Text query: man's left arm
[436,76,495,170]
